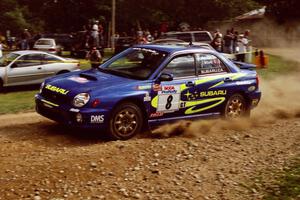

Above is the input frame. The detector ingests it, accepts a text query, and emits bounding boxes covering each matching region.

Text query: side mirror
[158,72,173,82]
[11,63,18,68]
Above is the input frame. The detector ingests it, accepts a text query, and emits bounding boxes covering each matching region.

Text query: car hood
[44,69,137,96]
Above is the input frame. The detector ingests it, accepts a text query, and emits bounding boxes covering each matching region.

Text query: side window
[196,54,228,75]
[162,54,195,78]
[176,33,192,42]
[15,54,43,67]
[194,32,212,42]
[43,55,61,64]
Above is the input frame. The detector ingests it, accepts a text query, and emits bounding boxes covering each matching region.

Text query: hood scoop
[79,73,98,81]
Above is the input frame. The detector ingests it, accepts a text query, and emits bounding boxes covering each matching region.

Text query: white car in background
[33,38,63,55]
[0,50,80,90]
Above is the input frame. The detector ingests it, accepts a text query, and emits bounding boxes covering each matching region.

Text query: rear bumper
[35,94,110,129]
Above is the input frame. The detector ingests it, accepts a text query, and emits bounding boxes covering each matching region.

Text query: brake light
[33,48,38,50]
[48,48,55,51]
[256,74,259,87]
[91,99,100,108]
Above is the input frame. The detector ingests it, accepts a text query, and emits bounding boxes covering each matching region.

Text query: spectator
[236,34,249,62]
[136,28,143,37]
[153,30,159,40]
[136,35,147,44]
[98,23,104,46]
[213,29,223,38]
[0,41,3,58]
[233,31,239,53]
[223,30,234,54]
[211,33,223,52]
[86,46,102,69]
[144,30,153,42]
[91,21,99,47]
[20,29,31,50]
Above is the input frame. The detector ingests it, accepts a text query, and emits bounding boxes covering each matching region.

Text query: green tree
[0,0,30,34]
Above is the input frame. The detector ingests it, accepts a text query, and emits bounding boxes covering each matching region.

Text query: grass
[0,52,298,115]
[263,158,300,200]
[0,90,38,114]
[257,54,299,79]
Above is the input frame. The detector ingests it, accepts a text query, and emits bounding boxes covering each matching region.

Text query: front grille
[36,102,70,123]
[41,88,72,105]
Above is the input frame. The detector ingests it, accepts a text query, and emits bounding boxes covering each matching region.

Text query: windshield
[35,39,54,45]
[0,53,20,67]
[101,48,167,79]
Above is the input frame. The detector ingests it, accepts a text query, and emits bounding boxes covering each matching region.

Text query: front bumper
[35,94,110,129]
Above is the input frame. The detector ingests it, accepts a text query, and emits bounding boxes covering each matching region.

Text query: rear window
[194,32,212,42]
[36,40,54,45]
[165,33,192,42]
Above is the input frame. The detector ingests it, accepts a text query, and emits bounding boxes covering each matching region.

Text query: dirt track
[0,112,299,200]
[1,50,300,200]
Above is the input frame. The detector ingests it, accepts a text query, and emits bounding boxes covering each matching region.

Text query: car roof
[37,38,55,41]
[10,50,61,57]
[134,44,216,54]
[164,31,211,34]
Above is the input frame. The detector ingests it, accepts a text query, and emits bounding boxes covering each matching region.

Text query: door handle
[37,67,42,70]
[186,81,195,87]
[224,77,232,82]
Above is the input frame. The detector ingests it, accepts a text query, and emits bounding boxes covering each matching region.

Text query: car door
[182,53,232,116]
[42,54,64,76]
[150,53,199,120]
[7,53,46,86]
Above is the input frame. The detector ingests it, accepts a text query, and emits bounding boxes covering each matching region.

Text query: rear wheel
[224,94,249,119]
[108,103,143,140]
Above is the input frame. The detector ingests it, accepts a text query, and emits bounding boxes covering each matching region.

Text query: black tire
[108,103,143,140]
[223,94,249,119]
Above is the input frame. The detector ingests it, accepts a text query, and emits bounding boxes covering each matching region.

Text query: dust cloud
[152,72,300,138]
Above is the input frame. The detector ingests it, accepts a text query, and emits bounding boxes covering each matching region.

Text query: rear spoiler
[232,60,257,70]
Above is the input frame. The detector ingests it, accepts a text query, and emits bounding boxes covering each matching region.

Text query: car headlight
[39,82,45,93]
[73,93,90,108]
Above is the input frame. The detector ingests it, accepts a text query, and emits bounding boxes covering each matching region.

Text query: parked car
[35,45,261,140]
[150,39,236,60]
[41,33,74,51]
[160,31,213,44]
[33,38,63,55]
[150,38,186,45]
[0,50,79,90]
[114,36,136,54]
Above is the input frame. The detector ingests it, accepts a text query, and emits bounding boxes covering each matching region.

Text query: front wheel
[108,103,143,140]
[223,94,249,119]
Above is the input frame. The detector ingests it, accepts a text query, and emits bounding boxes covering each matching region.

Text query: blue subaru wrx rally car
[35,45,261,140]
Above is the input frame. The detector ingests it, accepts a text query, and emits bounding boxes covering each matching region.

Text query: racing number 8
[165,95,173,110]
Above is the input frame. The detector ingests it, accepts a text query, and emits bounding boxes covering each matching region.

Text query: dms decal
[91,115,104,123]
